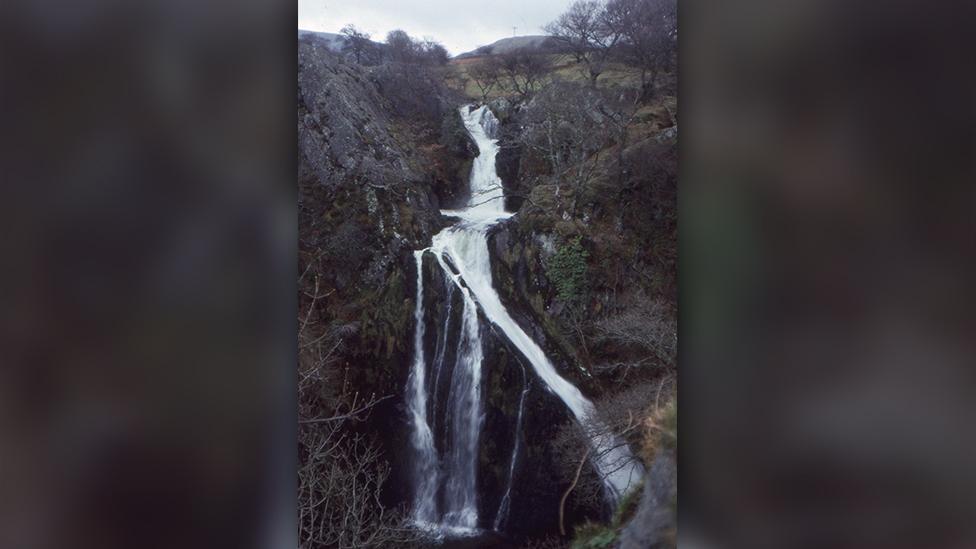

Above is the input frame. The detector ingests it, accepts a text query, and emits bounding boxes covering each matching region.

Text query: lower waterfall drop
[406,251,439,526]
[440,286,484,529]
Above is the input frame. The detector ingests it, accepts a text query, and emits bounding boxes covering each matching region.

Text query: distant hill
[299,28,390,60]
[455,35,562,59]
[298,30,348,52]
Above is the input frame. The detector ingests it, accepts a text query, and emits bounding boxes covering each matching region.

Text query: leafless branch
[299,394,394,424]
[560,446,592,536]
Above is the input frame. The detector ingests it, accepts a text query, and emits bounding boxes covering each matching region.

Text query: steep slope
[298,37,474,414]
[465,61,678,548]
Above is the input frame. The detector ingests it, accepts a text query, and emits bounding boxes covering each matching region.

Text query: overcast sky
[297,0,570,56]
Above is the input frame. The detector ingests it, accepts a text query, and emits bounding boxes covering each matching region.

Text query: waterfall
[407,251,439,526]
[440,287,483,528]
[405,105,643,537]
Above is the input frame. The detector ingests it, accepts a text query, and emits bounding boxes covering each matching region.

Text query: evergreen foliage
[546,237,589,302]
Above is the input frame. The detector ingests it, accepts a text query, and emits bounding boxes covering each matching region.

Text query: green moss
[357,266,409,358]
[570,522,616,549]
[568,481,644,549]
[545,237,589,302]
[611,483,644,528]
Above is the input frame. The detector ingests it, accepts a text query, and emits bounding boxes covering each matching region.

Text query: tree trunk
[589,69,600,88]
[616,126,628,188]
[646,69,659,100]
[639,67,649,102]
[559,447,592,536]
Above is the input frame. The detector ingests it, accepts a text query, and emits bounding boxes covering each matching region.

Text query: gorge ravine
[405,104,644,538]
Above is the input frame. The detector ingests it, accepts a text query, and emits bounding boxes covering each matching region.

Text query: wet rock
[496,117,523,211]
[534,233,557,259]
[487,223,586,386]
[488,97,514,121]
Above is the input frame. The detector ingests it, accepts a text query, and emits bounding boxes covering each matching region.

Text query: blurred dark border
[0,1,297,548]
[681,0,976,547]
[3,0,976,548]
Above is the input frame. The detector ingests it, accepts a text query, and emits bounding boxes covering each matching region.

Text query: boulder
[619,451,677,549]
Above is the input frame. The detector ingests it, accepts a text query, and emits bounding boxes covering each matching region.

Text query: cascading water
[406,105,643,537]
[407,251,439,526]
[440,285,484,529]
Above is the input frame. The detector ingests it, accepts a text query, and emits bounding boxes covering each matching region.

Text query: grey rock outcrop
[299,37,426,201]
[298,39,471,390]
[619,451,677,549]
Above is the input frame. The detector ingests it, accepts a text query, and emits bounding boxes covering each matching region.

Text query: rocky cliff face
[484,92,679,545]
[298,38,475,480]
[488,95,678,392]
[413,254,589,539]
[298,39,473,341]
[619,451,677,549]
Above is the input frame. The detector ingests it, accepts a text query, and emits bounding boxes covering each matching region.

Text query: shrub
[546,236,589,302]
[594,295,677,375]
[372,63,446,124]
[642,397,677,463]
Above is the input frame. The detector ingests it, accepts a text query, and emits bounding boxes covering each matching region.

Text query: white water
[440,284,484,528]
[406,105,642,535]
[407,251,439,525]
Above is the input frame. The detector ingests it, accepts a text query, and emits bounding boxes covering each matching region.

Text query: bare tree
[559,445,592,535]
[340,24,376,65]
[385,30,450,66]
[603,0,677,100]
[544,0,623,87]
[518,81,614,214]
[418,38,450,65]
[468,59,502,101]
[297,276,419,548]
[594,295,676,378]
[385,29,417,63]
[495,49,553,100]
[561,301,597,371]
[496,51,526,99]
[520,53,555,92]
[593,90,641,189]
[551,377,676,532]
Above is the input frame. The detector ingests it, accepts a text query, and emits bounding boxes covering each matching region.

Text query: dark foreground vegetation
[299,0,676,547]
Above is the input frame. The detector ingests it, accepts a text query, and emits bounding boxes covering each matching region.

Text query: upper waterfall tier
[459,105,506,217]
